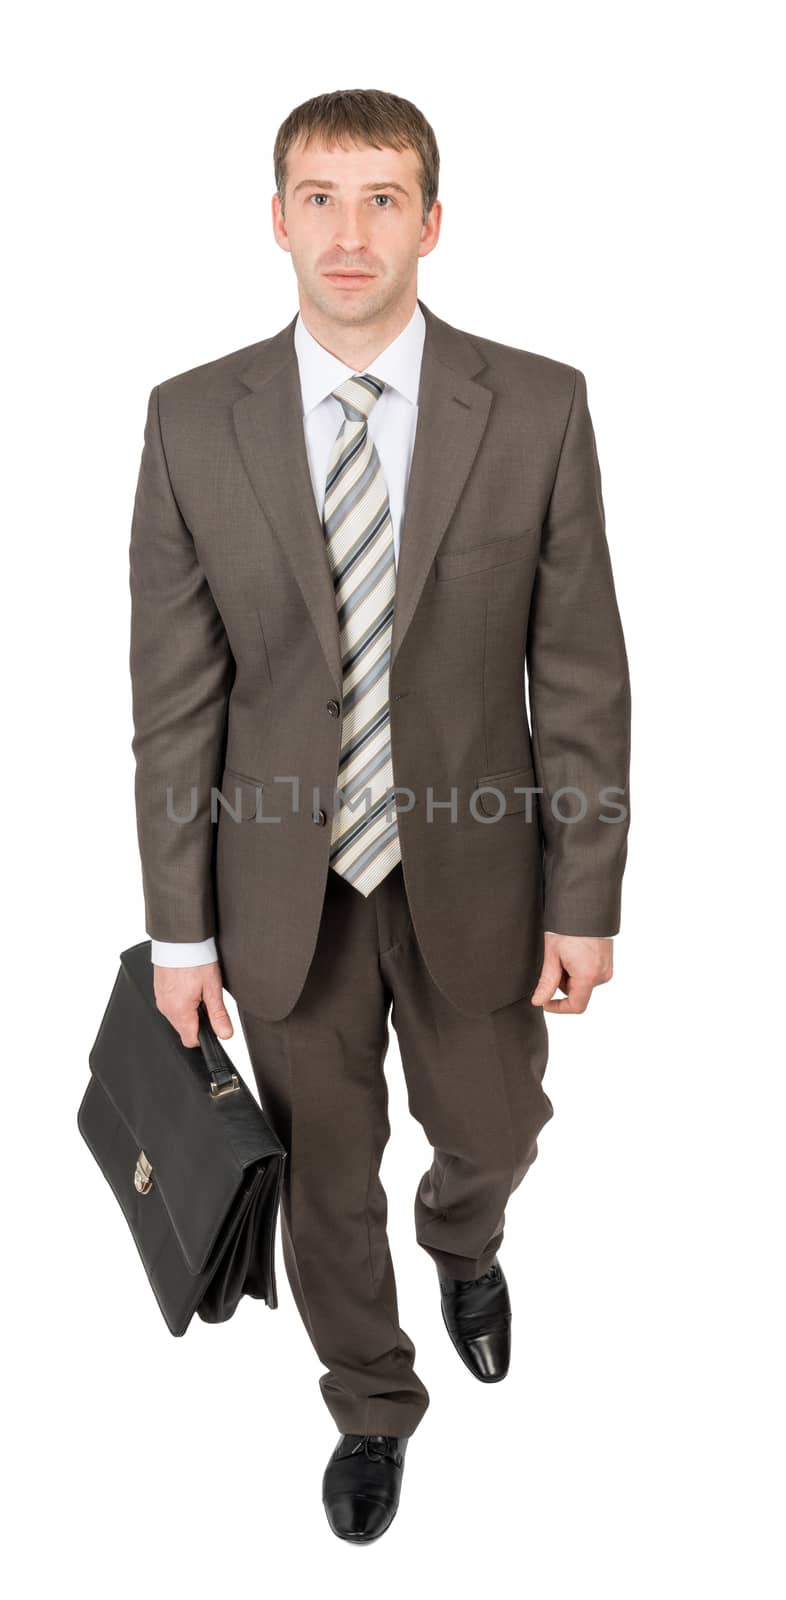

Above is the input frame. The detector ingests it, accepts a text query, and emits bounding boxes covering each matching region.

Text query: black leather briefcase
[78,938,286,1336]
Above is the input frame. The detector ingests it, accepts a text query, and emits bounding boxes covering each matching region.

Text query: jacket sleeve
[129,384,235,942]
[525,368,631,936]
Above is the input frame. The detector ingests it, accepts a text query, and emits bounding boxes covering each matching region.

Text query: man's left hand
[531,933,614,1013]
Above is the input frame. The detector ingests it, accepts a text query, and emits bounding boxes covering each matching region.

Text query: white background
[5,0,783,1592]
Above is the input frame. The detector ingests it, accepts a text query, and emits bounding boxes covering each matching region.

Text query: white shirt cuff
[150,937,218,966]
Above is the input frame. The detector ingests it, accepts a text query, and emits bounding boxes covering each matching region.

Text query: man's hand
[153,960,234,1048]
[531,933,614,1014]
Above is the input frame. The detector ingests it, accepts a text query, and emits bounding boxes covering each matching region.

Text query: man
[129,88,631,1543]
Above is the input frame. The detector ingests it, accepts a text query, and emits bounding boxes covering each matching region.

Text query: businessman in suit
[129,88,631,1542]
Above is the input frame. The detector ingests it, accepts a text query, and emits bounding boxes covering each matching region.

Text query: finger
[531,972,558,1005]
[531,955,565,1006]
[200,971,233,1039]
[177,1010,201,1048]
[205,997,233,1040]
[153,982,204,1048]
[543,978,594,1015]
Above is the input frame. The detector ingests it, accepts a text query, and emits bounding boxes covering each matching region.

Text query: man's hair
[273,88,440,226]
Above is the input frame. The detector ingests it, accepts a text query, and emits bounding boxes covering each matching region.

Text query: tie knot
[331,372,385,422]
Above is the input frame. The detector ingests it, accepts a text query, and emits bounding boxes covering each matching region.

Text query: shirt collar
[294,300,426,417]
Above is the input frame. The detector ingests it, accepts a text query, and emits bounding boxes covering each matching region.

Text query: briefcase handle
[195,1002,241,1099]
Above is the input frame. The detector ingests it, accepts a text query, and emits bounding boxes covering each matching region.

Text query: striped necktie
[322,371,401,897]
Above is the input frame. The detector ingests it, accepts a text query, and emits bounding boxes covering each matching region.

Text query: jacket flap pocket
[436,530,535,581]
[475,763,536,816]
[219,766,265,821]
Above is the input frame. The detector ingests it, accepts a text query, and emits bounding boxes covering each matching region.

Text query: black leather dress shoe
[322,1433,409,1542]
[438,1257,512,1381]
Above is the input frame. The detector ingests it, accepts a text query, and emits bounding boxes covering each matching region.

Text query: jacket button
[326,700,340,717]
[313,808,327,826]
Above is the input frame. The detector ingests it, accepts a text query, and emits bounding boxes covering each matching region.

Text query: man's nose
[330,207,372,248]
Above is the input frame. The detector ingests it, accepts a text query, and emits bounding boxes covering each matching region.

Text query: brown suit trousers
[238,858,553,1439]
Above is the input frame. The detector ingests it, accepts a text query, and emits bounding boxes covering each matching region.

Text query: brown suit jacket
[129,297,631,1020]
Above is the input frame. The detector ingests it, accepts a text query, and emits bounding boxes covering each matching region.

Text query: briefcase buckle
[134,1150,154,1194]
[209,1071,240,1098]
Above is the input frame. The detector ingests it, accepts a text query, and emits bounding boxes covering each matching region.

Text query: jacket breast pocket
[435,530,536,581]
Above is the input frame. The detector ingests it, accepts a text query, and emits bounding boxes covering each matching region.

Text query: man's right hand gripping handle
[153,962,234,1049]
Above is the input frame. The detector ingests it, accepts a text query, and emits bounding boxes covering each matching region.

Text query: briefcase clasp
[134,1150,154,1194]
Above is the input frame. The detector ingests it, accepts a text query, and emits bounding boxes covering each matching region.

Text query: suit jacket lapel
[231,297,492,699]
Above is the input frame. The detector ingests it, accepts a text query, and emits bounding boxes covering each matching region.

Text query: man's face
[272,136,440,326]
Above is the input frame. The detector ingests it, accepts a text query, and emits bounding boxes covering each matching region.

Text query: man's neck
[297,292,418,370]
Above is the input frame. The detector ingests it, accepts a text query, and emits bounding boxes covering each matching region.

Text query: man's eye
[308,193,393,206]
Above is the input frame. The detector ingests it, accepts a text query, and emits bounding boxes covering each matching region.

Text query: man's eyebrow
[292,178,410,196]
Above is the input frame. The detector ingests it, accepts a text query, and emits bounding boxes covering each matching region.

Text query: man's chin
[305,278,389,322]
